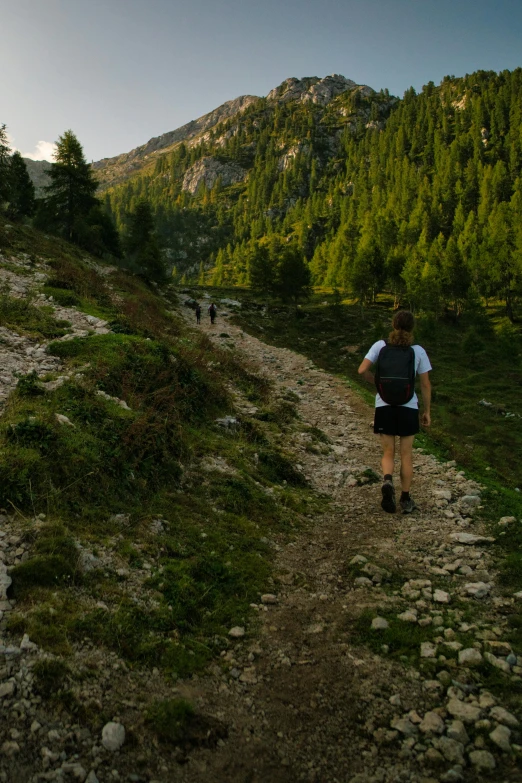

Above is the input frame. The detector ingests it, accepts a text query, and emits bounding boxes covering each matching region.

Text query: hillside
[102,68,522,324]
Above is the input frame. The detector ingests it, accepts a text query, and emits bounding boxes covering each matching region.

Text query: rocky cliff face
[93,95,259,190]
[182,157,247,195]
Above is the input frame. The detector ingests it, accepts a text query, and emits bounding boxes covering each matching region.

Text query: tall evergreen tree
[124,200,166,283]
[0,124,11,208]
[7,152,35,219]
[42,130,98,241]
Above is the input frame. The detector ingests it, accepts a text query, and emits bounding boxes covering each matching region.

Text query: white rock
[260,594,277,604]
[228,626,245,638]
[449,533,495,545]
[468,750,496,770]
[484,652,511,673]
[349,555,367,566]
[458,648,483,667]
[446,699,481,723]
[447,720,469,745]
[461,495,481,506]
[86,772,99,783]
[514,591,522,602]
[420,642,437,658]
[20,634,38,652]
[371,617,389,630]
[354,577,373,587]
[55,413,74,427]
[489,705,519,727]
[432,736,465,764]
[397,610,417,623]
[478,691,497,709]
[391,717,418,737]
[419,711,445,735]
[434,490,452,501]
[101,722,125,752]
[0,681,15,699]
[498,516,516,526]
[463,582,491,599]
[433,589,450,604]
[489,724,511,752]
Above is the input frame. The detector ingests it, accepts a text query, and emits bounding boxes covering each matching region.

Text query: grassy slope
[0,219,319,687]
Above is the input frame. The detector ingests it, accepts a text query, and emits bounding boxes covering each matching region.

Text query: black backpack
[374,341,416,406]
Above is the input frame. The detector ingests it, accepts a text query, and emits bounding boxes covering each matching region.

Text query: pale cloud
[22,140,57,162]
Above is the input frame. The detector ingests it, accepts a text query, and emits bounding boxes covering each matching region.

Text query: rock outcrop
[267,74,374,105]
[182,157,247,194]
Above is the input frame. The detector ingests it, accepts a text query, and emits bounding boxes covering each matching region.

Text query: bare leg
[399,435,415,492]
[380,434,396,477]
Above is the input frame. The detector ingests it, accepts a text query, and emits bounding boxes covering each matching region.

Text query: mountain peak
[267,74,373,105]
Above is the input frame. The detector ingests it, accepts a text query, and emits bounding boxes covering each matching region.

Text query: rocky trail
[168,300,522,783]
[0,259,520,782]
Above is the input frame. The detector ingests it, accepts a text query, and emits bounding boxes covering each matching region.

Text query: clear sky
[2,0,521,162]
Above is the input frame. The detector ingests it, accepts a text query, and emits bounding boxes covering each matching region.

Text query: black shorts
[374,405,419,436]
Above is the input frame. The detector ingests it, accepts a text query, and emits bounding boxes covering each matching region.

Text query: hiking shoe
[400,496,418,514]
[381,479,396,513]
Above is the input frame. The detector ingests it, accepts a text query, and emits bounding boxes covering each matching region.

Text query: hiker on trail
[208,302,217,325]
[195,303,201,324]
[357,310,431,514]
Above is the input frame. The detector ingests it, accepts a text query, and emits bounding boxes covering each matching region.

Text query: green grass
[146,698,195,743]
[0,293,71,338]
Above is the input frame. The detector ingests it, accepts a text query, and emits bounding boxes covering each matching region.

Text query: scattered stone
[458,648,483,667]
[446,720,469,745]
[485,640,512,657]
[390,718,418,737]
[419,711,445,735]
[349,555,368,566]
[420,642,437,658]
[397,610,417,623]
[498,516,516,526]
[484,652,511,673]
[101,722,125,752]
[432,737,465,765]
[229,626,246,638]
[446,699,481,723]
[468,750,496,770]
[0,681,15,699]
[461,495,481,507]
[260,594,277,604]
[449,533,495,545]
[463,582,491,599]
[354,577,373,587]
[489,705,519,727]
[478,691,497,709]
[371,617,389,631]
[433,589,450,604]
[489,724,511,752]
[55,413,74,426]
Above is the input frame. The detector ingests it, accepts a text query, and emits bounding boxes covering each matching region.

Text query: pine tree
[124,200,166,283]
[0,124,11,207]
[43,130,98,241]
[7,151,35,219]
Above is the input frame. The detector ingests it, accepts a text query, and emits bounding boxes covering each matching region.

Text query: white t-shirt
[364,340,432,409]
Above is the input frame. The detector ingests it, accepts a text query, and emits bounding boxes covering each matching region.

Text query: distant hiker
[195,303,201,324]
[358,310,431,514]
[208,302,217,325]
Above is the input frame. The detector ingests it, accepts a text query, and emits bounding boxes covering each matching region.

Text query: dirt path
[172,303,521,783]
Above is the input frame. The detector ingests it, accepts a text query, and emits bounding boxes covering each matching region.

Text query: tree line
[0,126,167,283]
[105,68,522,320]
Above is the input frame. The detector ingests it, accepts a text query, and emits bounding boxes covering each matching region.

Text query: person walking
[208,302,217,325]
[358,310,431,514]
[195,303,201,324]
